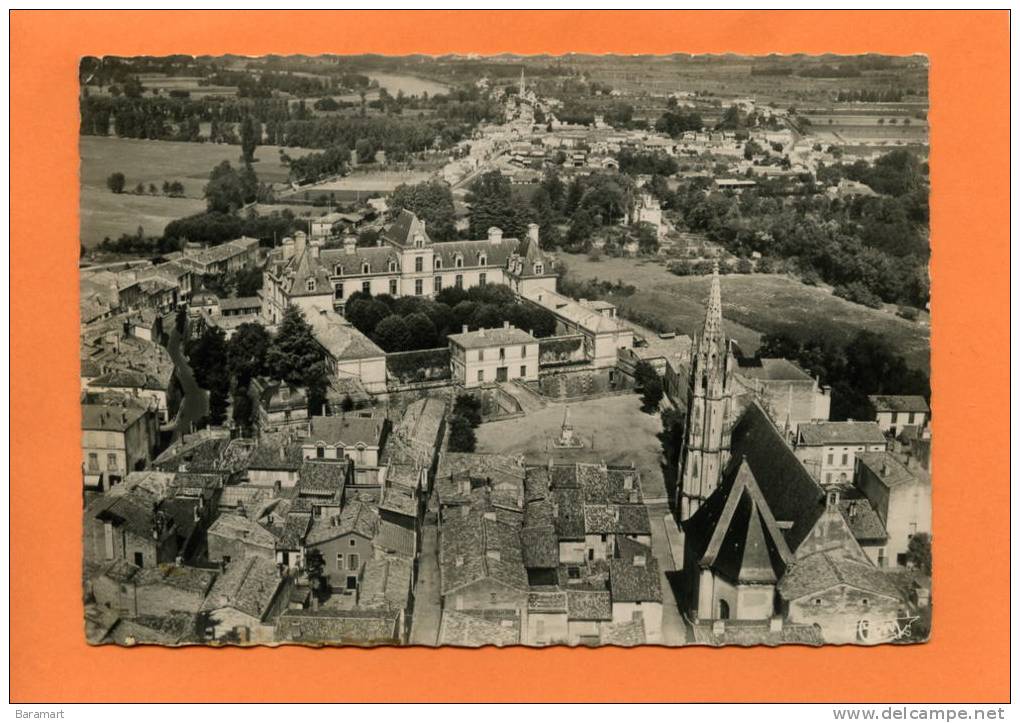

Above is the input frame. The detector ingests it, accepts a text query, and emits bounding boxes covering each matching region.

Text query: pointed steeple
[703,261,723,337]
[519,67,526,97]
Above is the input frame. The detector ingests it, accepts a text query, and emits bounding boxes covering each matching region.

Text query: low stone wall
[528,366,637,401]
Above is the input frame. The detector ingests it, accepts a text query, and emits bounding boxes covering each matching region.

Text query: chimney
[881,460,890,476]
[279,446,286,462]
[462,325,469,334]
[455,555,464,568]
[310,244,320,260]
[527,223,539,245]
[769,616,783,633]
[633,554,646,568]
[487,227,503,245]
[310,593,319,611]
[503,320,510,329]
[344,235,357,254]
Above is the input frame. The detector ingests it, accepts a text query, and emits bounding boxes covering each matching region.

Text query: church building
[677,265,737,521]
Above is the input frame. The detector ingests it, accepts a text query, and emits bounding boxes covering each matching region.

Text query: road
[166,326,208,441]
[409,508,442,646]
[646,502,689,646]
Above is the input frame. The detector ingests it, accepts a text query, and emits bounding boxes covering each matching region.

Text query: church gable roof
[382,209,431,247]
[693,460,793,584]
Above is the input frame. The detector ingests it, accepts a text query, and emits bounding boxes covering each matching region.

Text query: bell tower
[678,263,735,521]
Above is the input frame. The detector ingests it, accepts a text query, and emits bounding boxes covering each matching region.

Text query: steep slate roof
[685,460,794,585]
[778,551,904,603]
[438,609,521,647]
[381,208,431,247]
[797,421,887,446]
[439,513,527,596]
[868,395,930,414]
[201,557,283,620]
[724,402,829,554]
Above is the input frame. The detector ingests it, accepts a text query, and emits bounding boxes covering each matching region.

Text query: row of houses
[433,457,662,646]
[84,397,448,646]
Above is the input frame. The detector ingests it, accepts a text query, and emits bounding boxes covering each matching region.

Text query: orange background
[10,10,1010,703]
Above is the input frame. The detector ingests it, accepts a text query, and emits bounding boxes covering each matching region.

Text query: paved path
[166,327,208,441]
[646,502,688,646]
[409,516,442,646]
[498,381,547,415]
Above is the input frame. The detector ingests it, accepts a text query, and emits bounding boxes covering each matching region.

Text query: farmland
[557,253,930,373]
[79,136,316,246]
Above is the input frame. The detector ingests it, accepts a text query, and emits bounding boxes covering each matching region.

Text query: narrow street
[166,326,208,441]
[646,502,689,646]
[409,511,442,646]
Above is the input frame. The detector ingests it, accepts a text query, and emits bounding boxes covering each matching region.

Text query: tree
[235,267,264,297]
[355,138,376,163]
[240,116,260,164]
[567,208,596,248]
[389,180,458,241]
[467,170,530,239]
[404,312,438,350]
[641,376,664,411]
[340,394,355,412]
[906,533,932,575]
[452,394,482,428]
[175,306,188,335]
[448,414,477,452]
[227,322,271,388]
[304,548,327,597]
[373,314,411,352]
[232,391,254,432]
[148,183,158,195]
[265,306,323,386]
[204,161,249,214]
[106,172,126,194]
[345,296,392,337]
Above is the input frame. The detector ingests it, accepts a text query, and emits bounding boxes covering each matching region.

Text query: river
[366,72,451,98]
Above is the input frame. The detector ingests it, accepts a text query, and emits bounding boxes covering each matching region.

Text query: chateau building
[261,210,557,326]
[677,266,737,521]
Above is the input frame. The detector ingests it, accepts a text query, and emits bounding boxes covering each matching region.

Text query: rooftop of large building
[304,305,386,361]
[868,395,930,414]
[797,421,887,447]
[447,324,536,350]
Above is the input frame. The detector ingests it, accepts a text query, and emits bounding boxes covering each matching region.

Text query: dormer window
[334,264,344,276]
[306,279,316,292]
[478,254,487,266]
[388,260,397,273]
[534,263,544,274]
[362,262,371,275]
[455,255,464,269]
[434,258,443,270]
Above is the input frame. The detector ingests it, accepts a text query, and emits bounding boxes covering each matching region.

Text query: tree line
[344,284,558,353]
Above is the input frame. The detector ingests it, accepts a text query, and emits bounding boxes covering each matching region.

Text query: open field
[79,136,316,246]
[558,253,930,372]
[80,185,208,246]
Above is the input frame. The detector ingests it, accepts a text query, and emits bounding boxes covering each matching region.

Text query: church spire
[703,261,723,338]
[519,67,526,97]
